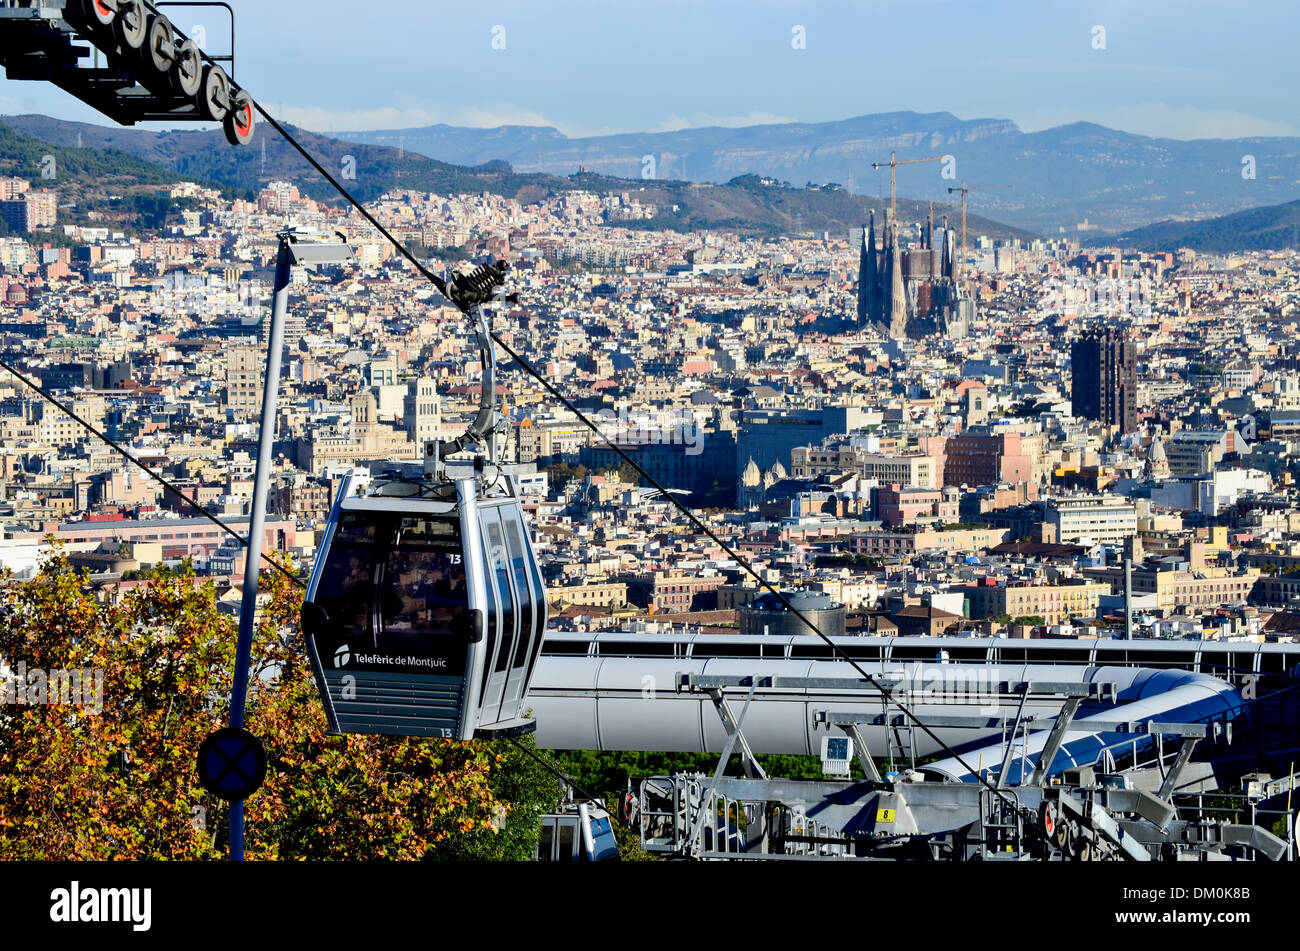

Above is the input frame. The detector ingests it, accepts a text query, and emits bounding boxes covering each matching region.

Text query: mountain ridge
[1098,197,1300,252]
[0,113,1035,242]
[335,110,1300,236]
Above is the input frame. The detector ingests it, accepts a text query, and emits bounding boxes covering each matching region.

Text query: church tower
[857,212,879,324]
[1145,435,1170,479]
[739,457,764,510]
[886,223,908,340]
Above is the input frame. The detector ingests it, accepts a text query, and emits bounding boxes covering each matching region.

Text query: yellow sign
[876,808,896,823]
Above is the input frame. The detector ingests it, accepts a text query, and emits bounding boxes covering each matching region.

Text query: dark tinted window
[598,640,677,657]
[541,638,590,656]
[314,512,466,649]
[790,643,834,659]
[1198,651,1232,675]
[691,642,761,658]
[1021,647,1090,663]
[1261,651,1289,674]
[891,645,950,662]
[557,823,575,861]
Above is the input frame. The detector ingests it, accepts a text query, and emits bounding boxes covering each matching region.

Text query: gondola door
[498,503,546,722]
[477,503,518,725]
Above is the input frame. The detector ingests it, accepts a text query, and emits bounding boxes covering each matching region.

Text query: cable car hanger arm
[431,261,517,472]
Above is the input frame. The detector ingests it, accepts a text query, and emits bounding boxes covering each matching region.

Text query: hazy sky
[2,0,1296,140]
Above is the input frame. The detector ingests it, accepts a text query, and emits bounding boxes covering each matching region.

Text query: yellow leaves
[1,557,543,861]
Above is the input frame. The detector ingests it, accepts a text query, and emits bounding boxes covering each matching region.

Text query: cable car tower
[301,261,547,742]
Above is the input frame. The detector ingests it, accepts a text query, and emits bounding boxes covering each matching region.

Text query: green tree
[0,549,553,859]
[425,735,561,861]
[544,461,588,487]
[1010,615,1046,627]
[601,462,641,485]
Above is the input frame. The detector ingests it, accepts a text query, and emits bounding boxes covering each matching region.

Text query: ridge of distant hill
[0,114,1033,241]
[335,111,1300,236]
[0,122,242,236]
[1094,197,1300,253]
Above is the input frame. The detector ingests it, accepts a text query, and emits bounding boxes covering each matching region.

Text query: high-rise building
[0,177,30,201]
[404,377,442,448]
[225,345,262,420]
[0,185,56,233]
[1071,329,1137,433]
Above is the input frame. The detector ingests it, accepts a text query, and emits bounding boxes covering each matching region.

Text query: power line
[0,359,304,589]
[504,736,603,807]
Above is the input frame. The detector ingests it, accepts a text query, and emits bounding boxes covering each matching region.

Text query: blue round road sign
[197,727,266,802]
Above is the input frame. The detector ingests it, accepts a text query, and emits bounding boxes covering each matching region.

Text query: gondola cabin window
[313,513,469,673]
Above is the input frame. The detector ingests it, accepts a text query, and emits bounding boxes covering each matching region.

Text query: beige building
[296,391,419,473]
[1045,495,1137,545]
[790,445,939,489]
[516,414,592,463]
[965,581,1111,625]
[403,377,442,448]
[225,345,262,420]
[550,580,628,609]
[1127,568,1258,614]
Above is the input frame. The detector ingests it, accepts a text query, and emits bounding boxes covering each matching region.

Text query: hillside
[1096,198,1300,252]
[0,114,1032,241]
[0,123,241,236]
[338,111,1300,236]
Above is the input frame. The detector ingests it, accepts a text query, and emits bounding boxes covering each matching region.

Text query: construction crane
[870,150,943,223]
[946,181,1013,287]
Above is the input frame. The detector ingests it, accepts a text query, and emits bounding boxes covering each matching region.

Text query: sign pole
[226,232,293,860]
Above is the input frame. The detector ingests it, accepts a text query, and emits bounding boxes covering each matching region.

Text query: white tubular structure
[921,667,1243,783]
[528,657,1243,770]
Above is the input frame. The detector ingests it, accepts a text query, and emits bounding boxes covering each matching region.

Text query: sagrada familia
[857,208,974,340]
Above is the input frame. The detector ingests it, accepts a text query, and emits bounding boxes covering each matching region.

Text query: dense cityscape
[1,170,1297,649]
[3,3,1300,904]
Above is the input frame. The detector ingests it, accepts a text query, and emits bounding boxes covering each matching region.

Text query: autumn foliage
[0,549,557,860]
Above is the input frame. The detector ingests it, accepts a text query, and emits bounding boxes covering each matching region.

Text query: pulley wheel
[224,90,255,146]
[200,64,230,122]
[146,14,176,73]
[115,0,148,50]
[172,39,202,97]
[83,0,116,27]
[1064,823,1080,859]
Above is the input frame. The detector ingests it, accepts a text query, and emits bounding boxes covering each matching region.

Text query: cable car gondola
[537,797,621,862]
[301,262,547,740]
